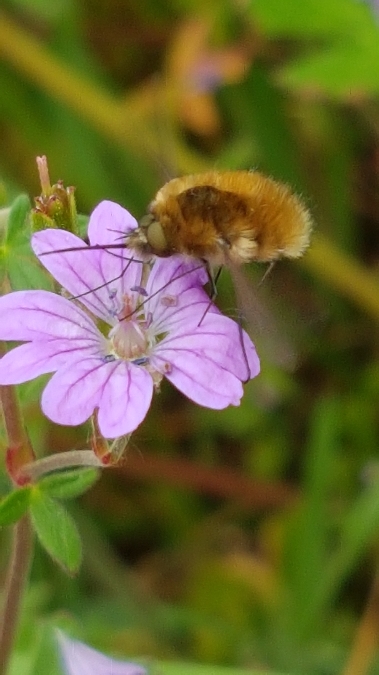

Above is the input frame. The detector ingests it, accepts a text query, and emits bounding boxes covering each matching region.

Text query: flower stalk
[0,517,33,675]
[21,450,103,483]
[0,344,35,485]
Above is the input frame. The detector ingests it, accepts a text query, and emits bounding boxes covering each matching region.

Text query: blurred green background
[2,0,379,673]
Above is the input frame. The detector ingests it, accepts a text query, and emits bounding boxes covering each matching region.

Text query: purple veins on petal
[87,200,139,245]
[32,229,143,323]
[96,361,154,438]
[145,255,208,315]
[151,312,260,407]
[0,290,101,343]
[41,357,154,438]
[0,197,260,440]
[0,340,94,385]
[56,630,147,675]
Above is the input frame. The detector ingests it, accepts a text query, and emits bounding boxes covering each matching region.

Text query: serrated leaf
[38,468,100,500]
[6,194,31,242]
[0,487,31,526]
[30,491,82,574]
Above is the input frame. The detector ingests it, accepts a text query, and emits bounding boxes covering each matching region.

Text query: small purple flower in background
[0,201,259,438]
[56,630,147,675]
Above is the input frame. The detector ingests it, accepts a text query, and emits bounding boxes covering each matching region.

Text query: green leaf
[249,0,374,38]
[6,239,53,291]
[0,487,31,526]
[302,479,379,634]
[76,213,89,238]
[249,0,379,98]
[286,397,341,638]
[6,194,31,242]
[1,193,52,291]
[38,467,100,500]
[30,490,82,574]
[278,40,379,98]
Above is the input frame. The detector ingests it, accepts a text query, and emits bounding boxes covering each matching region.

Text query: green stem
[0,516,33,675]
[22,450,103,483]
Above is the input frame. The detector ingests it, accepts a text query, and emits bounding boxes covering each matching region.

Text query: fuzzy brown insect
[127,170,312,266]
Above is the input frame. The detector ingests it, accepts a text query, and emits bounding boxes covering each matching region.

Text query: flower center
[108,294,149,361]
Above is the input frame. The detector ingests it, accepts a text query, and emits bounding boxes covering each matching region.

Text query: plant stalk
[0,516,33,675]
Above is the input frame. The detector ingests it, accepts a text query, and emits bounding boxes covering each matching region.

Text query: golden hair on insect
[127,170,313,267]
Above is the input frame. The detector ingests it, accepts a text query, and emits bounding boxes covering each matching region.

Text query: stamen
[130,285,148,296]
[131,357,150,366]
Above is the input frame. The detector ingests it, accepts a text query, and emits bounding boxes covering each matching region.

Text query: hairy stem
[22,450,103,483]
[0,516,33,675]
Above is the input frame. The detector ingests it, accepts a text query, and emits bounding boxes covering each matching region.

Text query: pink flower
[0,201,259,438]
[56,631,147,675]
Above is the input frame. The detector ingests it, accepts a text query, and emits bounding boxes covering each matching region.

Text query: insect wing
[227,260,297,370]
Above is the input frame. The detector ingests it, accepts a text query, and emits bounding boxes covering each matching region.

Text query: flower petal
[40,356,153,438]
[146,255,208,304]
[0,340,96,384]
[152,313,260,407]
[41,356,115,428]
[0,290,101,342]
[157,347,244,408]
[32,230,142,323]
[148,286,217,336]
[88,200,138,245]
[56,631,147,675]
[97,361,153,438]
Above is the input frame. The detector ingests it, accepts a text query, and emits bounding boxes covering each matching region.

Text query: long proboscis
[40,240,292,372]
[40,240,208,322]
[39,242,137,258]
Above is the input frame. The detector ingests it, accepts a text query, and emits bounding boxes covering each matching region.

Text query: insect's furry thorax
[130,170,312,266]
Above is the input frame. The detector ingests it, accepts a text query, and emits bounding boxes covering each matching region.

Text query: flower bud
[31,156,78,233]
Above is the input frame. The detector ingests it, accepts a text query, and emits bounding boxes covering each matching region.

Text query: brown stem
[0,344,35,483]
[0,341,34,674]
[0,516,33,675]
[0,345,25,449]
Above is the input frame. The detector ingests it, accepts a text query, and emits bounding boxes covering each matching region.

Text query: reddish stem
[0,344,35,484]
[0,516,33,675]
